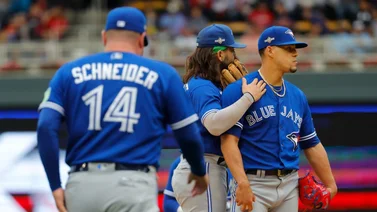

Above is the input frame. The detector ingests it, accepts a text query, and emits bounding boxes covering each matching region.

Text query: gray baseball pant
[64,162,159,212]
[230,171,299,212]
[172,154,228,212]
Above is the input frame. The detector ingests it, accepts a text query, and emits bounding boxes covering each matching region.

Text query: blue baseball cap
[105,7,148,46]
[258,26,307,50]
[196,24,246,48]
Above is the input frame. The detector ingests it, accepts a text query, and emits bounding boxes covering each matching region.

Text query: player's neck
[104,42,140,55]
[259,64,284,86]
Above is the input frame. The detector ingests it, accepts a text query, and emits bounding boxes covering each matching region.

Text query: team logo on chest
[286,131,300,151]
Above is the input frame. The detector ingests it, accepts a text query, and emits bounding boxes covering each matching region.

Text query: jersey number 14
[82,85,140,133]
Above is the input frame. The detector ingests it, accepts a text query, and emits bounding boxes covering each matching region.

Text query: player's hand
[52,188,67,212]
[236,181,255,212]
[327,185,338,199]
[241,78,266,102]
[188,172,209,196]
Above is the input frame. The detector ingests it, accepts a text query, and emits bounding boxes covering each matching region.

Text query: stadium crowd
[1,0,377,71]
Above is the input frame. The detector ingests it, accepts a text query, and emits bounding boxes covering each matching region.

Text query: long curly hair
[183,47,223,87]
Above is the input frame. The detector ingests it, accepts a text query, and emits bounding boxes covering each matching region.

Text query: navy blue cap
[196,24,246,48]
[258,26,307,50]
[105,7,148,46]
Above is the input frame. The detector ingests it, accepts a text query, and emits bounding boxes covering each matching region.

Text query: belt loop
[277,169,282,177]
[260,170,266,178]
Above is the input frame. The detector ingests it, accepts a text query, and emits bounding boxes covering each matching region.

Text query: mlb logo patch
[117,20,126,28]
[111,52,123,60]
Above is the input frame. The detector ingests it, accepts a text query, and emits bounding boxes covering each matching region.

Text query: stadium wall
[2,71,377,108]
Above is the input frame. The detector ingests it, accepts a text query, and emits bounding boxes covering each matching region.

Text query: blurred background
[0,0,377,211]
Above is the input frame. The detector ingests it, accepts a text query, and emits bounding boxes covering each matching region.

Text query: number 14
[82,85,140,133]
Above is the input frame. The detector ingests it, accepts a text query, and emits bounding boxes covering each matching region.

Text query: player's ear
[216,50,224,62]
[266,46,274,58]
[139,32,147,48]
[101,30,107,46]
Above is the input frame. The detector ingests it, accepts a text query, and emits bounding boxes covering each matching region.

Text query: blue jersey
[38,52,198,167]
[222,71,320,170]
[227,168,232,200]
[184,77,222,156]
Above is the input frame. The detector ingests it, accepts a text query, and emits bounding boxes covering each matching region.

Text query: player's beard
[215,57,232,86]
[219,56,232,70]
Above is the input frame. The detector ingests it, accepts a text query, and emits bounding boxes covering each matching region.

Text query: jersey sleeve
[221,82,244,137]
[298,93,320,149]
[188,84,222,124]
[165,70,198,130]
[38,65,68,116]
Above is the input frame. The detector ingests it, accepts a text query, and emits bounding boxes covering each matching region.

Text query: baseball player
[172,24,266,212]
[164,156,234,212]
[37,7,209,212]
[164,156,182,212]
[221,26,337,212]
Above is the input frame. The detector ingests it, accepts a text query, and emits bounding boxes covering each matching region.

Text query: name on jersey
[71,63,159,89]
[245,105,302,127]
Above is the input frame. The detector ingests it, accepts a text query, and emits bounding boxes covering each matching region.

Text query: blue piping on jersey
[1,105,377,119]
[309,105,377,114]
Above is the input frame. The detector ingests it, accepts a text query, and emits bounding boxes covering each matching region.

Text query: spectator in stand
[248,1,274,29]
[355,0,373,29]
[331,20,356,55]
[273,1,292,27]
[8,0,31,15]
[159,0,187,38]
[0,13,27,42]
[27,3,43,40]
[36,5,68,40]
[334,0,359,21]
[187,0,214,20]
[0,0,9,29]
[223,0,246,21]
[186,6,208,35]
[370,7,377,37]
[145,8,158,37]
[210,0,229,21]
[292,2,326,35]
[350,20,373,54]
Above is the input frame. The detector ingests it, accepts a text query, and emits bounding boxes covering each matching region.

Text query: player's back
[56,52,177,167]
[184,77,222,156]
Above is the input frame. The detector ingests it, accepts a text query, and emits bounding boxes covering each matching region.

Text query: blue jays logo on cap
[196,24,246,48]
[258,26,307,50]
[105,7,149,46]
[285,29,294,38]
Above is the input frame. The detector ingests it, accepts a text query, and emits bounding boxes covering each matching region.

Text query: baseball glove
[299,171,331,210]
[221,59,249,88]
